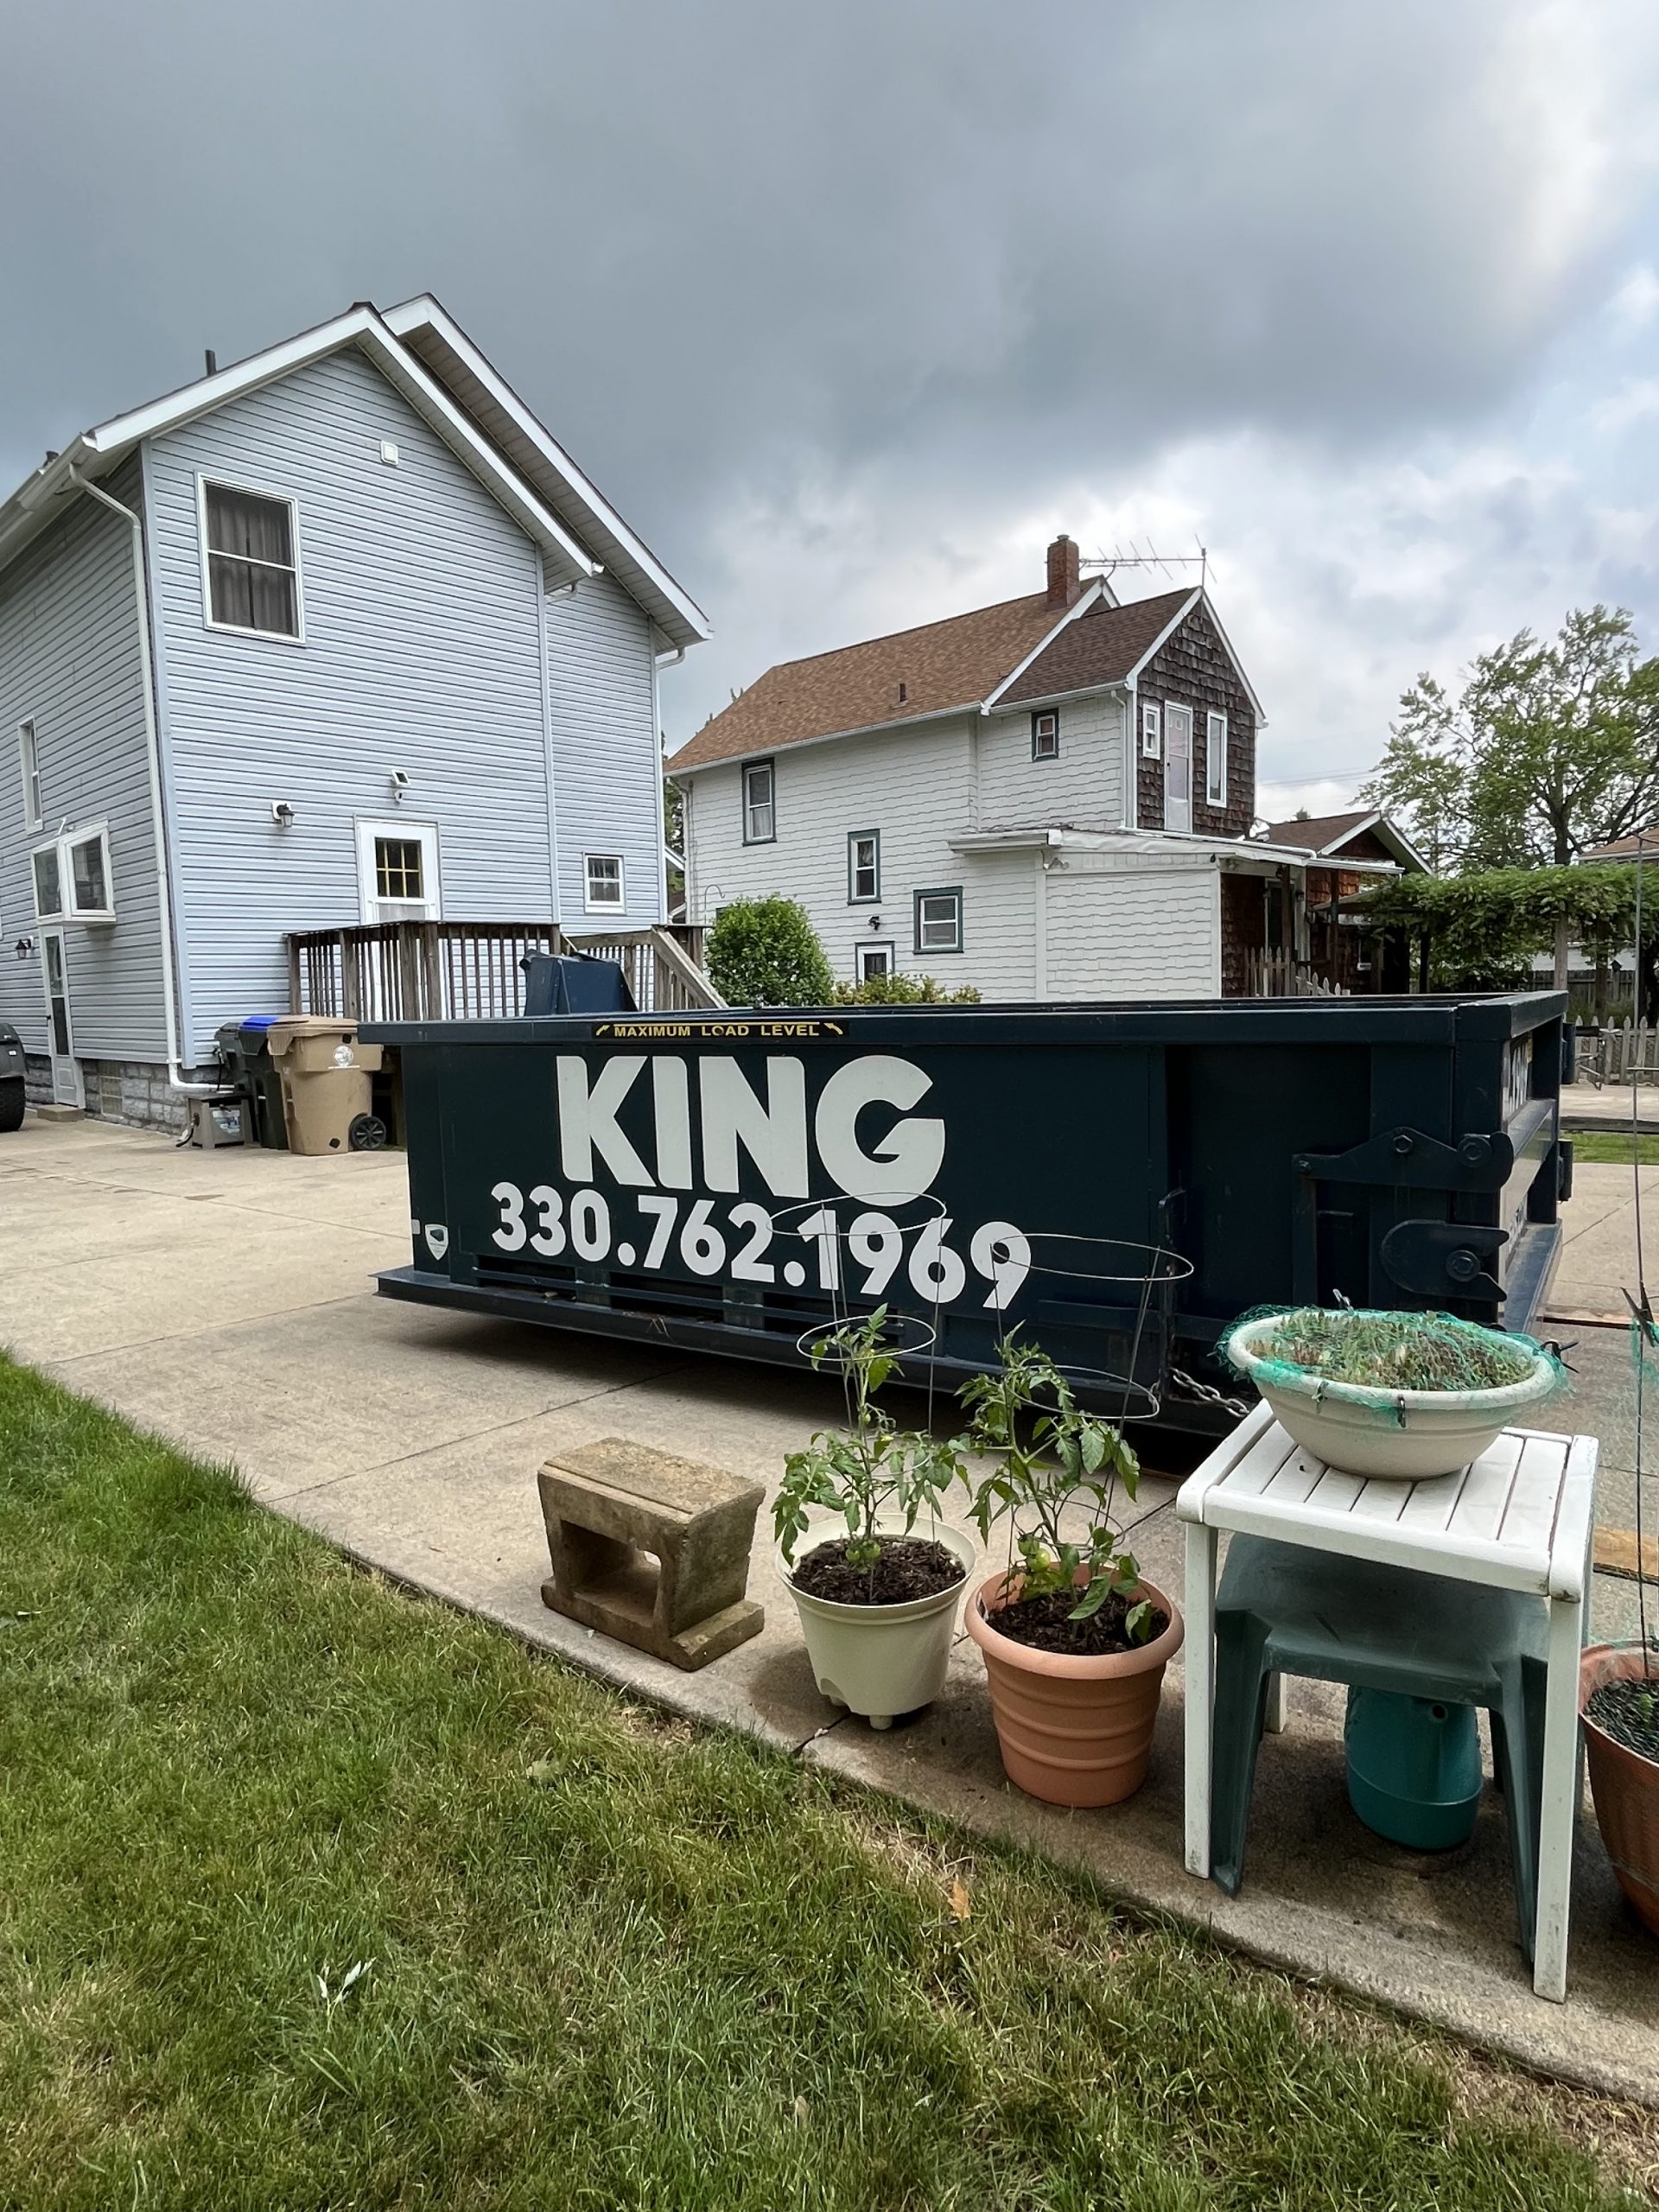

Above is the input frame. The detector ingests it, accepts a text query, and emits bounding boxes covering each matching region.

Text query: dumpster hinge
[1378,1220,1508,1305]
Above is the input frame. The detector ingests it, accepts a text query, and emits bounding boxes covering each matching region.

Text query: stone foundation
[26,1055,200,1134]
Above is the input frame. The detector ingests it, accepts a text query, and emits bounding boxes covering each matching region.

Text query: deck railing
[285,920,722,1022]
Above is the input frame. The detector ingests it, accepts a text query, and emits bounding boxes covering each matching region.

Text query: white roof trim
[0,305,600,585]
[383,295,710,649]
[979,581,1110,712]
[669,700,973,779]
[1120,586,1268,728]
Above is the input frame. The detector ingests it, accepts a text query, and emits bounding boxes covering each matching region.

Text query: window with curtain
[742,760,775,843]
[203,481,300,636]
[585,854,624,909]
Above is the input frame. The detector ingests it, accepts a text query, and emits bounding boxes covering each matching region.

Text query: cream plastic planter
[779,1513,976,1730]
[1225,1316,1560,1481]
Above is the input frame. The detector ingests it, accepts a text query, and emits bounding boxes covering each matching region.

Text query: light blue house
[0,297,709,1125]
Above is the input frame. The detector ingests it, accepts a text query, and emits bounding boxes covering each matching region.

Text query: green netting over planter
[1224,1306,1569,1406]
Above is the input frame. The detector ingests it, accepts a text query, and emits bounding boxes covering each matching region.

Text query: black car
[0,1024,25,1133]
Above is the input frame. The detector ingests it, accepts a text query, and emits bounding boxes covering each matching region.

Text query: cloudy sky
[5,0,1658,816]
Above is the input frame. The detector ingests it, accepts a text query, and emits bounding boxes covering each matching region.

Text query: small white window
[1141,702,1162,759]
[856,942,894,982]
[33,823,114,922]
[848,830,880,902]
[742,760,775,843]
[1206,711,1228,807]
[914,888,962,955]
[200,479,302,639]
[584,854,625,911]
[19,719,41,830]
[1031,709,1059,760]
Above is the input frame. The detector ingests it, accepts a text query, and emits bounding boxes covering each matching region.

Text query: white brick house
[671,537,1370,1001]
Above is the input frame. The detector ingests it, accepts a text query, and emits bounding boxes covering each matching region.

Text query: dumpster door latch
[1293,1124,1513,1192]
[1379,1221,1508,1304]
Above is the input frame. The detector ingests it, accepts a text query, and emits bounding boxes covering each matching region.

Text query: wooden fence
[285,920,722,1022]
[1243,949,1350,999]
[1576,1020,1659,1087]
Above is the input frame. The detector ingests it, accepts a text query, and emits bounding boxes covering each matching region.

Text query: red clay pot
[1580,1643,1659,1938]
[964,1571,1184,1808]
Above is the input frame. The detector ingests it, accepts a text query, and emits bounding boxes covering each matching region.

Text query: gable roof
[1257,808,1429,874]
[667,585,1098,771]
[0,300,706,647]
[995,586,1196,707]
[1581,829,1659,863]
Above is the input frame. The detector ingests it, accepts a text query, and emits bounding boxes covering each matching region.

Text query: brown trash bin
[264,1018,385,1156]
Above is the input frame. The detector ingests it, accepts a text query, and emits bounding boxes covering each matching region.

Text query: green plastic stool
[1210,1535,1548,1961]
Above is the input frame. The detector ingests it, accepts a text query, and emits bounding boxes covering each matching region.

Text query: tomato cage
[363,988,1568,1437]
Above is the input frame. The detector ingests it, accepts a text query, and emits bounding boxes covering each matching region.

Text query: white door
[355,819,442,924]
[1164,705,1192,834]
[41,929,84,1108]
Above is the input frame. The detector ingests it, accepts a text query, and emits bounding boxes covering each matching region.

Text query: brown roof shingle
[997,587,1194,704]
[1255,810,1375,853]
[667,589,1065,772]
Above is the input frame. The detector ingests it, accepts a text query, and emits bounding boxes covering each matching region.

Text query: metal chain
[1167,1365,1252,1421]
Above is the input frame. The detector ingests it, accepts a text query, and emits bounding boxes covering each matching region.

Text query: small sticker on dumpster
[424,1224,450,1259]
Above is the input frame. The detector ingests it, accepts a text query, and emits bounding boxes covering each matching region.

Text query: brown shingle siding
[1134,600,1255,839]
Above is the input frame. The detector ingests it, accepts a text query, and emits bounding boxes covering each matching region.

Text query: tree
[1363,608,1659,980]
[705,897,836,1006]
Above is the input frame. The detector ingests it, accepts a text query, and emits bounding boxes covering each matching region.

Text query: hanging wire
[1631,836,1653,1672]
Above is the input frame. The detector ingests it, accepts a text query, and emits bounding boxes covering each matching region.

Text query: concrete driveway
[3,1112,1656,2103]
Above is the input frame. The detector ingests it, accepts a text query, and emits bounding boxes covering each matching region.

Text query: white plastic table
[1177,1402,1598,2001]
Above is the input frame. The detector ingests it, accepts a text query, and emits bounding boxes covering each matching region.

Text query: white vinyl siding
[978,694,1126,830]
[1046,864,1220,998]
[0,454,168,1063]
[544,567,663,931]
[146,347,558,1053]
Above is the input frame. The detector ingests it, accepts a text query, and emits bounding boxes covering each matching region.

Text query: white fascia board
[979,581,1109,712]
[947,828,1065,854]
[383,295,711,645]
[94,308,595,579]
[668,700,974,779]
[982,677,1126,718]
[1134,586,1268,727]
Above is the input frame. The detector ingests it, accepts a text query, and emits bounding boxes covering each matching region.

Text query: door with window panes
[355,820,442,924]
[40,930,83,1109]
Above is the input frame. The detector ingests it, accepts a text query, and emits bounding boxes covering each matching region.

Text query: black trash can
[0,1022,25,1134]
[520,951,636,1016]
[215,1017,289,1150]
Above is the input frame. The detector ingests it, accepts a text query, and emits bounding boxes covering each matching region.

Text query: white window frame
[583,853,626,912]
[1031,709,1059,760]
[856,941,895,982]
[32,821,115,923]
[1206,710,1228,808]
[741,759,775,845]
[848,830,880,903]
[197,473,306,644]
[914,887,963,956]
[19,718,41,830]
[1141,701,1162,759]
[354,817,442,923]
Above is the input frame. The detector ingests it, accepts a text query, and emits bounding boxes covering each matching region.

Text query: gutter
[72,470,220,1100]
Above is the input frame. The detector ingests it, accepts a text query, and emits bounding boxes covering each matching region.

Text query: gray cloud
[3,0,1656,764]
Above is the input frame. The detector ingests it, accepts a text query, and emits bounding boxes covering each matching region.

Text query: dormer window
[1031,709,1059,760]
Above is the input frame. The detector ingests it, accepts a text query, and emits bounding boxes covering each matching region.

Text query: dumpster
[215,1017,289,1149]
[361,993,1569,1436]
[0,1022,25,1133]
[264,1017,387,1155]
[521,950,637,1016]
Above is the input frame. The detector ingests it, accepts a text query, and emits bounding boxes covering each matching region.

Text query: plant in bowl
[1225,1306,1561,1480]
[773,1306,972,1730]
[957,1335,1184,1808]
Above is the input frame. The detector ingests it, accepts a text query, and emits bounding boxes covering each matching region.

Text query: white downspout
[73,470,219,1098]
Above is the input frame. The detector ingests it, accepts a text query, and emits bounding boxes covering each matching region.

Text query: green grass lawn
[1568,1129,1659,1166]
[0,1357,1649,2210]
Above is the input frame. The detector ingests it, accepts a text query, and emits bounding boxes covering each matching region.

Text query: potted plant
[773,1306,973,1730]
[957,1336,1183,1808]
[1580,1643,1659,1936]
[1225,1306,1561,1481]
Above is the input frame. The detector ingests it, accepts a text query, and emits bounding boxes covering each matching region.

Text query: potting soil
[988,1586,1170,1658]
[791,1536,963,1606]
[1586,1675,1659,1763]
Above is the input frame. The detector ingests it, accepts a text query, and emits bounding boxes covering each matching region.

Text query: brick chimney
[1046,533,1082,609]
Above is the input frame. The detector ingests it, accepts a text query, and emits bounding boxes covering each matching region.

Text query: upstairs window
[19,719,41,830]
[742,760,775,843]
[584,854,625,911]
[1031,709,1059,760]
[32,842,62,919]
[375,836,426,904]
[914,887,963,955]
[1206,711,1229,806]
[1141,701,1162,759]
[200,480,301,638]
[33,823,114,921]
[848,830,880,902]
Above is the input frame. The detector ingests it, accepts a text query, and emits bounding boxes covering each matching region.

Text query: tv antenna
[1081,537,1211,592]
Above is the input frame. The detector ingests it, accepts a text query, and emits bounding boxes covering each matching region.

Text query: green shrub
[831,971,982,1005]
[706,897,836,1005]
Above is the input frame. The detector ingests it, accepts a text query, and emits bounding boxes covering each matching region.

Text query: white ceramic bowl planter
[1225,1315,1560,1481]
[779,1512,976,1730]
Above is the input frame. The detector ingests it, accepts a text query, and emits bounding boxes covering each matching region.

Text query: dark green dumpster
[361,992,1569,1436]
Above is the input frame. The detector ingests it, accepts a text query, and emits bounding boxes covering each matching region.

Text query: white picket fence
[1577,1020,1659,1087]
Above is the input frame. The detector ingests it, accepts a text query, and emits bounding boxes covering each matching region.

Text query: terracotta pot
[964,1570,1184,1808]
[1580,1642,1659,1937]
